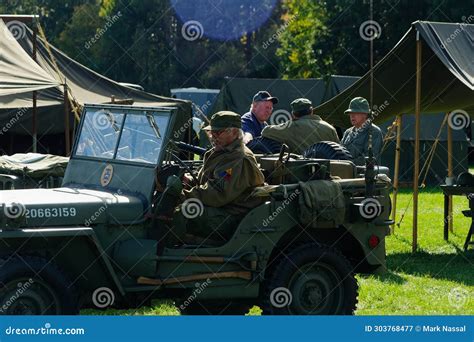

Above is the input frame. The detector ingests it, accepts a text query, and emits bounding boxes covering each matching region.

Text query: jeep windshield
[75,107,170,165]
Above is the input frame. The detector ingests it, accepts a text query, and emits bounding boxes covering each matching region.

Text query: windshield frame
[72,104,176,167]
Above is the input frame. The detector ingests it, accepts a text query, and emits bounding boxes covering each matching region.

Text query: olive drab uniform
[262,115,340,155]
[180,139,265,241]
[341,123,383,165]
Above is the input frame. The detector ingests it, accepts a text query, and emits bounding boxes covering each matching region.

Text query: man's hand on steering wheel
[182,172,195,189]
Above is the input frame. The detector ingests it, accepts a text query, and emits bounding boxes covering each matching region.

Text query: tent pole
[32,22,38,153]
[447,112,453,232]
[413,32,422,253]
[391,114,402,233]
[32,92,37,152]
[64,84,71,156]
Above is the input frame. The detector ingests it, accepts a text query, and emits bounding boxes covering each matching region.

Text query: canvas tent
[0,18,192,155]
[211,76,359,125]
[314,21,474,128]
[314,21,474,251]
[379,113,468,185]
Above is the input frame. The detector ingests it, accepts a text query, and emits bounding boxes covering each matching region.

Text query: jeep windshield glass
[115,112,169,164]
[75,109,124,159]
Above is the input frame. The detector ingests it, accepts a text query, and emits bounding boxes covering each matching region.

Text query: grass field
[84,187,474,316]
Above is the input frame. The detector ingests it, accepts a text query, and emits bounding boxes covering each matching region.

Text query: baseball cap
[252,91,278,104]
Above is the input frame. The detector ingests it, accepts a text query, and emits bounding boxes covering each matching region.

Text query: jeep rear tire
[261,243,358,315]
[0,256,79,315]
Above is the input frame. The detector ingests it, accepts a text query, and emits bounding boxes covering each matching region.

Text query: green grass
[357,187,474,315]
[84,187,473,315]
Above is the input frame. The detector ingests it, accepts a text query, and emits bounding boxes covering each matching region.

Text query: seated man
[341,97,383,165]
[176,111,265,244]
[241,90,278,144]
[241,91,282,154]
[261,98,340,154]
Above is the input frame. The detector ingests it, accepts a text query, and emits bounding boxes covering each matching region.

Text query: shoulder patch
[218,168,232,181]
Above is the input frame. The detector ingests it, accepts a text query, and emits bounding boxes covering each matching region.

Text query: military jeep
[0,104,391,315]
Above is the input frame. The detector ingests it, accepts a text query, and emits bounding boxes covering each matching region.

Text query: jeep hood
[0,187,147,228]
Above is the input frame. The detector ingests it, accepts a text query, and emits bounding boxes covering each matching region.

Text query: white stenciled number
[62,208,69,217]
[25,207,77,218]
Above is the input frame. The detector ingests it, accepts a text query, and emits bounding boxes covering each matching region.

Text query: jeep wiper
[146,113,161,139]
[104,111,120,132]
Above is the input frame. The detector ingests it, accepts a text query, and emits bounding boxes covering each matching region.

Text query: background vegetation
[1,0,471,95]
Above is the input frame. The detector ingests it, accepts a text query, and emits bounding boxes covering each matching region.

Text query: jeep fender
[0,227,125,297]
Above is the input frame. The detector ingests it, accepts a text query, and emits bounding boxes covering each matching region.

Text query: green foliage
[2,0,474,97]
[276,0,327,78]
[56,3,103,68]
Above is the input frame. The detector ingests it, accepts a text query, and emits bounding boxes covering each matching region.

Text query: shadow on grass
[375,249,474,286]
[364,270,406,284]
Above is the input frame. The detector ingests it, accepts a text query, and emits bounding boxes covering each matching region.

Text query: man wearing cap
[241,90,279,144]
[261,98,340,155]
[178,111,265,244]
[341,97,383,165]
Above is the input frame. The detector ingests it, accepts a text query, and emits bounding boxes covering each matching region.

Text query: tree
[276,0,328,78]
[56,3,103,68]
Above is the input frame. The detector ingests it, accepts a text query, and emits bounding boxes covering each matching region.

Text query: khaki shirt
[261,115,340,154]
[184,139,265,214]
[341,123,383,165]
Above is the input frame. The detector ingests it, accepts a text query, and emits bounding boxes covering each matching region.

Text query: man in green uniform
[341,97,383,165]
[261,98,340,155]
[178,111,265,244]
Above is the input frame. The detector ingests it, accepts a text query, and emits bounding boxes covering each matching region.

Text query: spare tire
[303,141,353,160]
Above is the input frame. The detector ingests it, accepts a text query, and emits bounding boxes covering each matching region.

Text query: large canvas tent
[314,21,474,128]
[211,75,359,125]
[314,21,474,251]
[0,18,192,155]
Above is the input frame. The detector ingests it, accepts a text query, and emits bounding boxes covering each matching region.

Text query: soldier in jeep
[177,111,265,245]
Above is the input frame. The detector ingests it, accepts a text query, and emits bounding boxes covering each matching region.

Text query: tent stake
[413,32,422,253]
[391,114,402,233]
[447,112,453,232]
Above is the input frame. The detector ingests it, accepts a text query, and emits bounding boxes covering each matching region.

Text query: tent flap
[0,19,60,98]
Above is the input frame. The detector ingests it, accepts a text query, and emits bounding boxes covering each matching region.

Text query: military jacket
[261,115,340,154]
[341,122,383,164]
[184,139,265,214]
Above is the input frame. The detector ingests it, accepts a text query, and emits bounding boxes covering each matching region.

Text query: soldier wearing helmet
[341,97,383,165]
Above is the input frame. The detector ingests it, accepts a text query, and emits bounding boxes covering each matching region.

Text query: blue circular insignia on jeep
[100,164,114,186]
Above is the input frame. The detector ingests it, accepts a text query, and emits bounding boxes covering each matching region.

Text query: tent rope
[380,117,398,153]
[419,114,447,186]
[36,22,81,122]
[396,114,448,227]
[396,192,413,228]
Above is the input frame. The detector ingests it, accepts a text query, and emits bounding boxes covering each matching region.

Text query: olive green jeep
[0,104,391,315]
